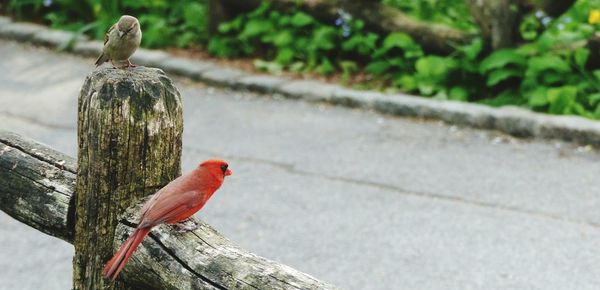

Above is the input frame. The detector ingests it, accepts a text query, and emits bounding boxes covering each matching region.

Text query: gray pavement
[1,39,600,290]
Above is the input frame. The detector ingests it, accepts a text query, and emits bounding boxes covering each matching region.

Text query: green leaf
[275,48,295,65]
[218,17,242,33]
[478,90,522,107]
[394,74,417,91]
[572,103,591,118]
[290,12,314,27]
[595,104,600,117]
[386,57,406,68]
[253,59,283,73]
[574,48,590,68]
[526,87,549,107]
[415,56,454,80]
[534,34,555,52]
[375,32,423,59]
[240,19,272,38]
[547,86,577,114]
[318,58,335,75]
[340,61,358,74]
[207,37,241,57]
[139,16,172,48]
[352,19,365,30]
[249,1,271,17]
[480,49,526,72]
[519,14,540,41]
[175,32,197,48]
[417,83,435,96]
[183,3,207,29]
[516,43,540,57]
[461,38,483,61]
[588,93,600,106]
[342,33,378,55]
[382,33,413,49]
[271,30,294,47]
[593,70,600,81]
[366,60,391,75]
[525,55,571,78]
[312,27,337,50]
[486,69,521,86]
[542,72,564,84]
[449,87,468,101]
[277,15,291,26]
[413,56,456,97]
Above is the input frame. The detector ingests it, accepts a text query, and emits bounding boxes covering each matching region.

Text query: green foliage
[381,0,477,31]
[479,37,599,116]
[519,14,542,41]
[414,56,455,96]
[379,0,600,118]
[366,32,422,77]
[7,0,209,48]
[209,2,372,75]
[7,0,600,119]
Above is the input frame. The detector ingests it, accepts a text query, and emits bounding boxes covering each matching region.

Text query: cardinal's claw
[173,220,198,232]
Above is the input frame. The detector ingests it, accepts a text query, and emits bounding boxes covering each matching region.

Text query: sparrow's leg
[109,60,121,69]
[127,59,137,68]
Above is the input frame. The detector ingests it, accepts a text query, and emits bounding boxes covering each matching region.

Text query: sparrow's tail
[102,227,151,280]
[94,53,107,67]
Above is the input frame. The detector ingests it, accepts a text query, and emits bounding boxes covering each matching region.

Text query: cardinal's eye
[220,164,228,174]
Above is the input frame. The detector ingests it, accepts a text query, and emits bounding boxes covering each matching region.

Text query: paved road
[2,39,600,290]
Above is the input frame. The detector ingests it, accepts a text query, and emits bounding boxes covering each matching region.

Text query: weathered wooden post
[1,65,338,289]
[73,67,183,289]
[1,130,340,290]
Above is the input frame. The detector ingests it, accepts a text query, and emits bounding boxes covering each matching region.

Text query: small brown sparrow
[95,15,142,68]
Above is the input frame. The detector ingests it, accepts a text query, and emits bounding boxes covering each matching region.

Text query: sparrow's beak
[225,169,232,176]
[118,30,124,38]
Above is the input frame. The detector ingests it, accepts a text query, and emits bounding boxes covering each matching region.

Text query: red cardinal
[102,159,232,280]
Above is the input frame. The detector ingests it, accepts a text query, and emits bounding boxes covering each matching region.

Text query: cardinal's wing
[138,190,202,228]
[138,189,164,222]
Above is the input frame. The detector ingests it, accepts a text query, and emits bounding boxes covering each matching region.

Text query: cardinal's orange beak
[225,168,232,176]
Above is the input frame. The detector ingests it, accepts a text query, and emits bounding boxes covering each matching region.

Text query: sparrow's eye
[220,164,228,174]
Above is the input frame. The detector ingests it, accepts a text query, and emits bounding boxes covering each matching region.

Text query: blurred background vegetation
[3,0,600,118]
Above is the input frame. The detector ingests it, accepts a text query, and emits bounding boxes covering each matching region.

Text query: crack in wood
[1,132,339,289]
[0,162,73,198]
[268,274,305,290]
[120,219,261,290]
[1,68,339,288]
[147,232,228,290]
[0,137,76,173]
[190,231,217,250]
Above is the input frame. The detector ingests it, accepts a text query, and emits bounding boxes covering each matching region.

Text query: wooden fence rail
[0,66,338,290]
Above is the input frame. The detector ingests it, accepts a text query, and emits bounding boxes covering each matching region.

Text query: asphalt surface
[1,39,600,290]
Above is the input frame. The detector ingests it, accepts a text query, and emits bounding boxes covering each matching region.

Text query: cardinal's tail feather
[102,227,151,280]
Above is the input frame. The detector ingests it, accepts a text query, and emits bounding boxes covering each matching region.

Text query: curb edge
[2,16,600,145]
